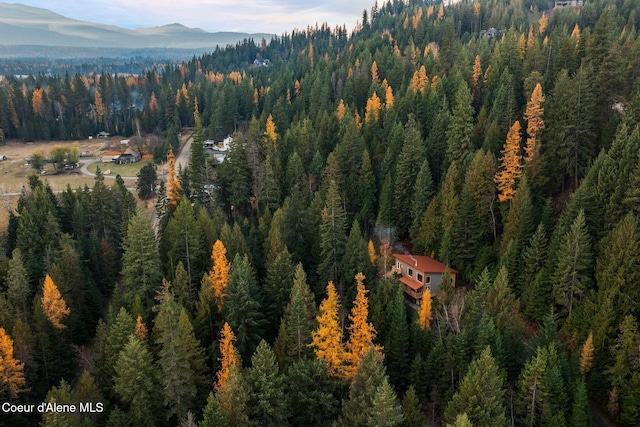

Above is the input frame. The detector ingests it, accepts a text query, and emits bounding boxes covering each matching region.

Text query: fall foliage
[0,327,27,399]
[580,332,594,375]
[166,147,181,209]
[216,322,239,391]
[495,121,524,202]
[524,83,545,163]
[310,281,347,378]
[41,274,70,329]
[417,287,433,330]
[210,240,231,311]
[344,272,378,379]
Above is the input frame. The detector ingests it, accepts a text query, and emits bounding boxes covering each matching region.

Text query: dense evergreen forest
[2,0,640,425]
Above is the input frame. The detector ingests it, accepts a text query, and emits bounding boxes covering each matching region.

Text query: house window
[417,273,423,283]
[425,275,431,285]
[425,284,431,293]
[408,268,413,277]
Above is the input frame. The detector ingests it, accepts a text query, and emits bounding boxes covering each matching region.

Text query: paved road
[80,158,137,180]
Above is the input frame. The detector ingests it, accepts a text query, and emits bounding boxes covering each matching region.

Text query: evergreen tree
[607,315,640,426]
[40,380,84,427]
[410,159,435,238]
[384,284,410,391]
[446,83,474,168]
[570,379,591,427]
[341,220,372,304]
[224,254,264,360]
[121,208,161,308]
[264,247,295,340]
[163,198,204,284]
[247,340,290,426]
[444,347,507,427]
[113,335,160,427]
[6,248,30,319]
[318,180,347,290]
[343,346,389,427]
[189,101,207,203]
[202,364,251,427]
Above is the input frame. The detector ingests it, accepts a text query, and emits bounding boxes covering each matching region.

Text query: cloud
[20,0,374,34]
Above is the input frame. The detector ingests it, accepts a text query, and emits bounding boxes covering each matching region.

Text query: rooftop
[392,254,457,275]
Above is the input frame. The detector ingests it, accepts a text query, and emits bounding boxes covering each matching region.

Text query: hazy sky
[16,0,376,34]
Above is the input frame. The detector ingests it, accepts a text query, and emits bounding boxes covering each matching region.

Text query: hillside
[1,0,640,426]
[0,2,274,48]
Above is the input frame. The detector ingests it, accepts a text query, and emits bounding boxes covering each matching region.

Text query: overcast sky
[16,0,376,34]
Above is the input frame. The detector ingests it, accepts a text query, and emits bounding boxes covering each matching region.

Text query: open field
[87,158,150,178]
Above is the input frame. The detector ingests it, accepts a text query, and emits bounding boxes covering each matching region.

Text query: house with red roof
[392,254,457,306]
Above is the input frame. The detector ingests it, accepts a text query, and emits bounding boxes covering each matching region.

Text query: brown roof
[392,254,457,275]
[399,275,424,291]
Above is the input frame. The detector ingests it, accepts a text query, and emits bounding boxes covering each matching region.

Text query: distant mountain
[0,3,274,49]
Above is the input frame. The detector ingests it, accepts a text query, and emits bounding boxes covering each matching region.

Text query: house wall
[395,260,455,294]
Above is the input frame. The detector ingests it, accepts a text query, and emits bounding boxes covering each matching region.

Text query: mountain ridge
[0,2,274,48]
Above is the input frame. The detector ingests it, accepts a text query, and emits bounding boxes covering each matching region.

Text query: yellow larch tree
[571,23,581,41]
[538,13,548,34]
[310,281,347,378]
[344,273,379,379]
[365,92,381,124]
[417,287,433,330]
[0,327,27,399]
[336,99,346,121]
[210,240,231,311]
[368,240,377,265]
[523,83,545,163]
[527,26,536,49]
[385,85,394,110]
[371,61,379,83]
[437,3,444,20]
[518,33,526,59]
[95,90,106,122]
[31,87,44,116]
[134,315,148,341]
[41,274,70,330]
[494,121,524,202]
[166,147,181,209]
[265,114,277,149]
[354,111,362,130]
[579,332,594,375]
[215,322,239,391]
[472,55,483,90]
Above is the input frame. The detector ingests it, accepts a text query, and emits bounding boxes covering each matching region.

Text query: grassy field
[87,159,150,178]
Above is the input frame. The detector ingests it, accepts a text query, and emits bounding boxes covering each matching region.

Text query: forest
[2,0,640,425]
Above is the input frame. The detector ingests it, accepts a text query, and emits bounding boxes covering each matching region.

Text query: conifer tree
[121,208,161,308]
[318,180,347,288]
[247,340,290,426]
[444,347,507,427]
[163,198,204,284]
[446,83,474,168]
[166,147,181,209]
[410,159,435,237]
[6,248,30,319]
[343,346,389,427]
[495,120,524,202]
[607,315,640,425]
[418,287,432,331]
[224,254,264,360]
[369,379,404,427]
[341,220,372,304]
[202,364,251,427]
[344,272,378,379]
[310,281,347,378]
[41,274,70,330]
[216,322,239,392]
[0,327,27,399]
[275,263,317,364]
[551,210,592,317]
[40,380,83,427]
[264,247,295,340]
[570,379,591,427]
[447,413,474,427]
[524,83,545,163]
[402,385,427,427]
[189,99,207,203]
[384,285,410,390]
[113,335,160,427]
[209,240,231,311]
[579,332,594,375]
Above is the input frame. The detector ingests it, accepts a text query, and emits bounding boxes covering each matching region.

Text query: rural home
[392,254,457,306]
[112,148,140,164]
[101,151,122,163]
[97,131,110,138]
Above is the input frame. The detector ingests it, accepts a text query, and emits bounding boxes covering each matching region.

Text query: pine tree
[6,248,30,319]
[524,83,545,163]
[607,315,640,426]
[369,379,405,427]
[247,340,290,426]
[190,99,207,203]
[343,346,389,426]
[310,281,347,378]
[224,254,265,360]
[344,272,378,379]
[410,160,435,237]
[163,198,204,284]
[402,385,427,427]
[447,413,474,427]
[418,287,433,330]
[113,335,160,427]
[0,327,27,399]
[40,380,84,427]
[446,83,474,168]
[209,240,231,311]
[202,364,251,427]
[275,263,317,364]
[121,208,161,308]
[341,220,372,304]
[96,307,135,396]
[264,247,295,340]
[41,274,70,330]
[384,284,410,390]
[495,121,524,202]
[551,210,592,317]
[318,180,347,288]
[444,347,507,427]
[570,379,591,427]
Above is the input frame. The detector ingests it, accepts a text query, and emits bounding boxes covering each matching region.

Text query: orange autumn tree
[41,274,70,329]
[135,315,148,341]
[0,327,27,399]
[524,83,545,163]
[494,121,524,202]
[344,273,379,379]
[310,281,347,378]
[215,322,239,391]
[365,92,381,124]
[336,99,346,121]
[385,85,394,110]
[210,240,231,311]
[418,287,433,330]
[580,332,594,375]
[265,114,277,149]
[166,147,181,209]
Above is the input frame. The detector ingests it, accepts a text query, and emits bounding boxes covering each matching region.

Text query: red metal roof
[392,254,457,275]
[399,275,424,291]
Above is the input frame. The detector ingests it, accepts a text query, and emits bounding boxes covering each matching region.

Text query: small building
[392,254,457,306]
[120,139,130,145]
[204,136,233,163]
[112,148,140,165]
[101,151,122,163]
[97,131,111,139]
